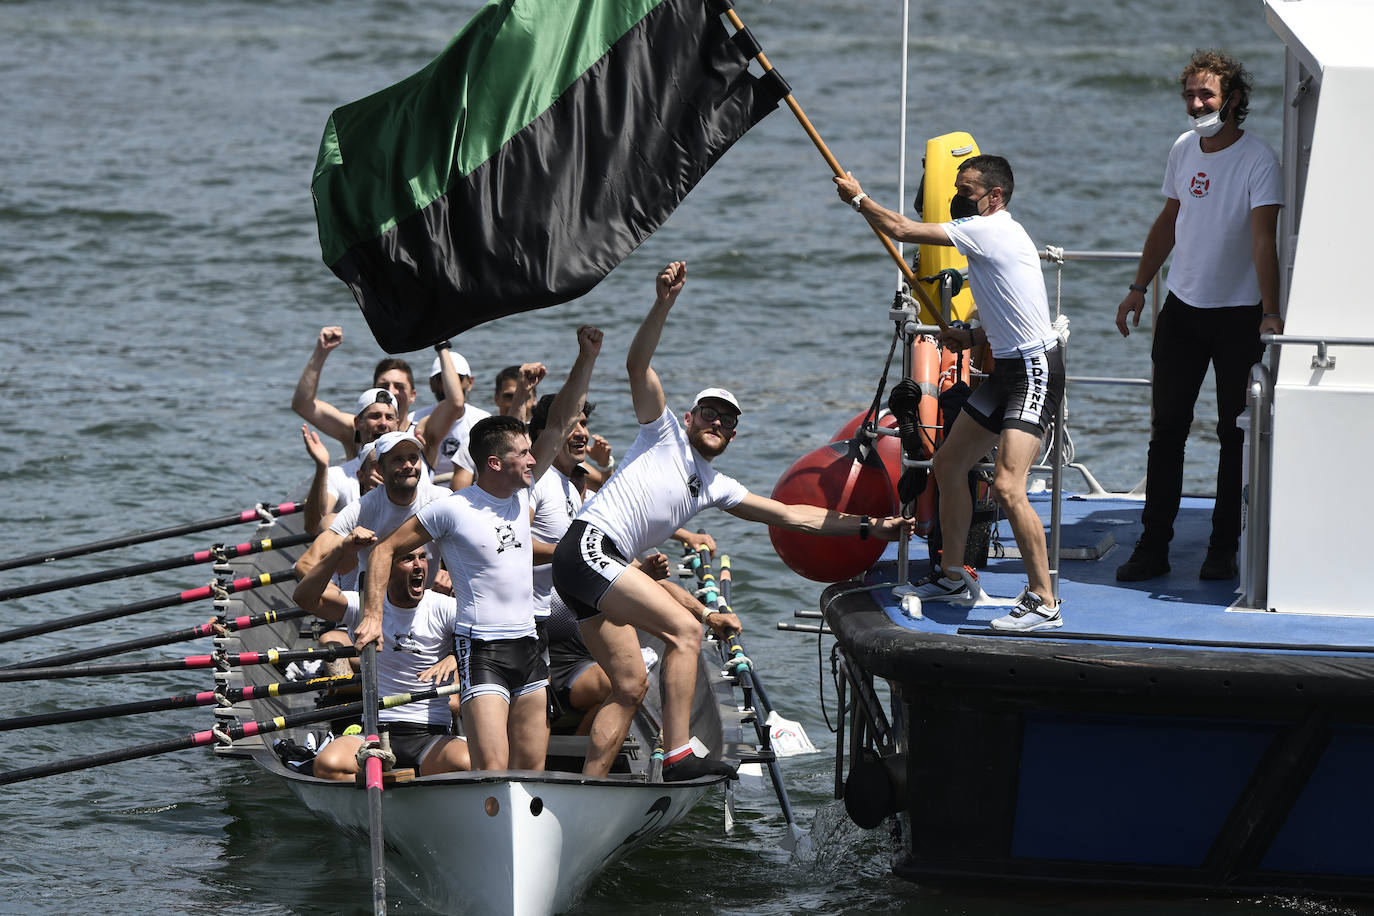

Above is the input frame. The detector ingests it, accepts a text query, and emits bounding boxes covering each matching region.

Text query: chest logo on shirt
[390,630,421,654]
[1189,171,1210,198]
[441,436,459,458]
[688,473,702,498]
[494,523,521,553]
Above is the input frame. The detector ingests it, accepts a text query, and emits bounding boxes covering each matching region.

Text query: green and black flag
[312,0,786,353]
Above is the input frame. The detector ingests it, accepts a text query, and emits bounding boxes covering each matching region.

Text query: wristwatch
[1128,283,1148,294]
[850,193,867,212]
[859,516,871,540]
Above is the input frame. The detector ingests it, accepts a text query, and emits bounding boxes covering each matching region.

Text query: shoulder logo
[1189,171,1210,198]
[687,473,702,499]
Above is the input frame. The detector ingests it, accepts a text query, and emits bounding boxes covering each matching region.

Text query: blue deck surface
[868,493,1374,653]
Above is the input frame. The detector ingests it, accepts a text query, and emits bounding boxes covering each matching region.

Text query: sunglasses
[694,405,738,430]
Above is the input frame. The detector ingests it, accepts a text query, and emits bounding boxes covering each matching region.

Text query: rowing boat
[210,508,753,916]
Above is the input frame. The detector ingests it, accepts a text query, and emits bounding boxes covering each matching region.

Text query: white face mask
[1189,94,1231,138]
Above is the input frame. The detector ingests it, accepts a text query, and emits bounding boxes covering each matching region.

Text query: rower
[413,349,491,484]
[358,326,605,773]
[295,539,470,780]
[551,260,913,781]
[289,324,466,468]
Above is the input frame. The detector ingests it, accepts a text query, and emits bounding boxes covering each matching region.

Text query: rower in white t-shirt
[552,261,912,782]
[357,326,604,775]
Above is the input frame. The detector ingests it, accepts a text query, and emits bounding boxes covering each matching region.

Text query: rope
[211,724,234,747]
[356,739,396,771]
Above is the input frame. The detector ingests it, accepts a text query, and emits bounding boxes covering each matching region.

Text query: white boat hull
[281,769,709,916]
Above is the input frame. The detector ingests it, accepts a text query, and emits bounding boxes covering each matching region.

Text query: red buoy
[769,438,897,582]
[833,410,901,498]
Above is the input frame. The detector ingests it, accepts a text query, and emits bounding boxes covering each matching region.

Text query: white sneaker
[911,566,977,602]
[990,591,1063,632]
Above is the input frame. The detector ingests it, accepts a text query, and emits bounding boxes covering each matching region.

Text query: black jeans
[1139,294,1263,555]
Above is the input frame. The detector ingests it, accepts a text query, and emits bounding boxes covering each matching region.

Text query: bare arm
[357,515,433,649]
[626,262,685,423]
[301,425,337,535]
[291,326,357,455]
[531,326,603,483]
[834,172,953,246]
[726,492,911,540]
[293,526,376,619]
[1251,204,1283,334]
[449,467,474,492]
[417,346,464,468]
[1116,197,1179,337]
[505,363,546,422]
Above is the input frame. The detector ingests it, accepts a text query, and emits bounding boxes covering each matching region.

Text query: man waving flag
[313,0,785,353]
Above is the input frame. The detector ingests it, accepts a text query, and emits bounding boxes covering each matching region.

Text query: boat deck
[860,492,1374,654]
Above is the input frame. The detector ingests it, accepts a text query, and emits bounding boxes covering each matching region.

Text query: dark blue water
[4,1,1344,913]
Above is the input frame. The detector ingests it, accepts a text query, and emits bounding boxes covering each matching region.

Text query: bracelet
[849,193,867,212]
[698,606,713,624]
[597,455,615,471]
[434,339,451,352]
[859,516,871,540]
[1128,283,1148,294]
[1262,312,1281,319]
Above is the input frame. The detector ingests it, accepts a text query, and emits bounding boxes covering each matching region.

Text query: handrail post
[1243,363,1273,610]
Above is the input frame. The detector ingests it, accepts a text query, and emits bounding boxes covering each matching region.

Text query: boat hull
[825,561,1374,899]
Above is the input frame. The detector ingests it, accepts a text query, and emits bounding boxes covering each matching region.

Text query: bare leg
[508,689,550,771]
[418,736,471,775]
[992,427,1056,603]
[932,414,999,570]
[312,735,363,781]
[461,694,511,770]
[577,615,650,778]
[567,665,611,736]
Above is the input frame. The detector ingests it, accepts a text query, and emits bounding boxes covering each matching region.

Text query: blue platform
[866,493,1374,654]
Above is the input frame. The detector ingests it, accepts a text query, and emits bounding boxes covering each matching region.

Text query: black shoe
[663,754,738,782]
[1199,547,1238,580]
[1116,545,1170,582]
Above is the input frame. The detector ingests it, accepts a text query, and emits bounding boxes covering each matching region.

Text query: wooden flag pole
[721,6,948,331]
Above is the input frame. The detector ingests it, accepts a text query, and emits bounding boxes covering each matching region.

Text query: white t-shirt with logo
[942,209,1057,357]
[1162,130,1282,308]
[577,406,749,557]
[341,590,457,727]
[530,467,583,618]
[430,405,490,479]
[328,481,450,591]
[417,485,536,641]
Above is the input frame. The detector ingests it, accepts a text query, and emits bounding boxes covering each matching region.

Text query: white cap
[693,387,741,414]
[373,430,422,459]
[430,353,472,378]
[355,388,399,416]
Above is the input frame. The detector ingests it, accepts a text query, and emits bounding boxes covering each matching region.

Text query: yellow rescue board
[917,132,979,323]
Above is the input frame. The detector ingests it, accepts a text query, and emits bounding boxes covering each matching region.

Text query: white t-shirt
[943,209,1057,357]
[530,467,583,618]
[577,406,749,557]
[1162,130,1283,308]
[417,485,537,641]
[325,454,365,514]
[431,405,490,479]
[328,481,450,591]
[341,590,457,727]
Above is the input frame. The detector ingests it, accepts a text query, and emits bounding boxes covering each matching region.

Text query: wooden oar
[0,569,296,645]
[0,501,303,572]
[0,672,356,732]
[721,5,948,331]
[0,680,459,786]
[0,644,357,683]
[2,607,309,670]
[360,644,389,915]
[691,547,806,851]
[0,531,311,602]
